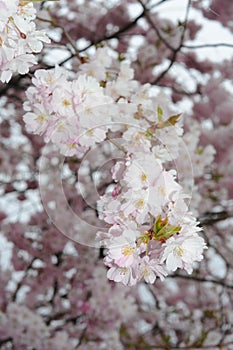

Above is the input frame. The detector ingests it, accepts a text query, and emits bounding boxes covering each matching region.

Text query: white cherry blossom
[0,0,50,82]
[161,235,207,274]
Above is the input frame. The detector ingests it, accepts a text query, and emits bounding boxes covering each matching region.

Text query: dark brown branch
[158,82,201,96]
[137,0,175,51]
[198,210,230,225]
[0,75,24,97]
[0,338,13,347]
[149,0,174,11]
[58,10,146,66]
[152,0,192,84]
[12,257,37,302]
[202,229,230,272]
[169,274,233,290]
[76,326,88,348]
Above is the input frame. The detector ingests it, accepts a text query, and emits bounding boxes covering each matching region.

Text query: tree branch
[152,0,192,84]
[58,10,146,66]
[137,0,175,51]
[169,274,233,290]
[0,338,13,348]
[183,43,233,49]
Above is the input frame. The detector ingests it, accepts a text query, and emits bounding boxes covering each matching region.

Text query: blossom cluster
[0,0,50,83]
[0,216,138,349]
[23,47,208,286]
[97,153,207,286]
[23,63,113,157]
[1,0,233,347]
[0,303,50,349]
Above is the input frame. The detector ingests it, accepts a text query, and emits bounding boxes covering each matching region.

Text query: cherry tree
[0,0,233,349]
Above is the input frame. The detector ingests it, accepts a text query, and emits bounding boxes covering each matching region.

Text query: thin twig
[183,43,233,49]
[170,274,233,290]
[12,257,37,301]
[152,0,192,84]
[149,0,174,11]
[137,0,175,51]
[58,10,146,66]
[37,16,83,62]
[106,135,127,153]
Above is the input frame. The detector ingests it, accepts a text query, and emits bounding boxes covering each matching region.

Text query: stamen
[122,245,134,256]
[8,16,27,40]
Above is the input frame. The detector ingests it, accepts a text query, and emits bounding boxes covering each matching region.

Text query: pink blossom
[161,235,207,274]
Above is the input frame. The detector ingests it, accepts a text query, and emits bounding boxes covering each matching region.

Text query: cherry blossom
[161,234,207,274]
[1,0,233,348]
[0,0,50,82]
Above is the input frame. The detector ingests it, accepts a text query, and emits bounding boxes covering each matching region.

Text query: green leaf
[157,105,163,122]
[153,215,181,241]
[195,147,204,154]
[145,130,154,138]
[118,53,125,62]
[157,113,181,129]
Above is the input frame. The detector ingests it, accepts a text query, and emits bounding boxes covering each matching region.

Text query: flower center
[141,173,147,182]
[159,186,166,196]
[120,267,128,275]
[36,114,47,122]
[62,99,71,107]
[174,246,183,257]
[122,245,134,256]
[136,199,145,208]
